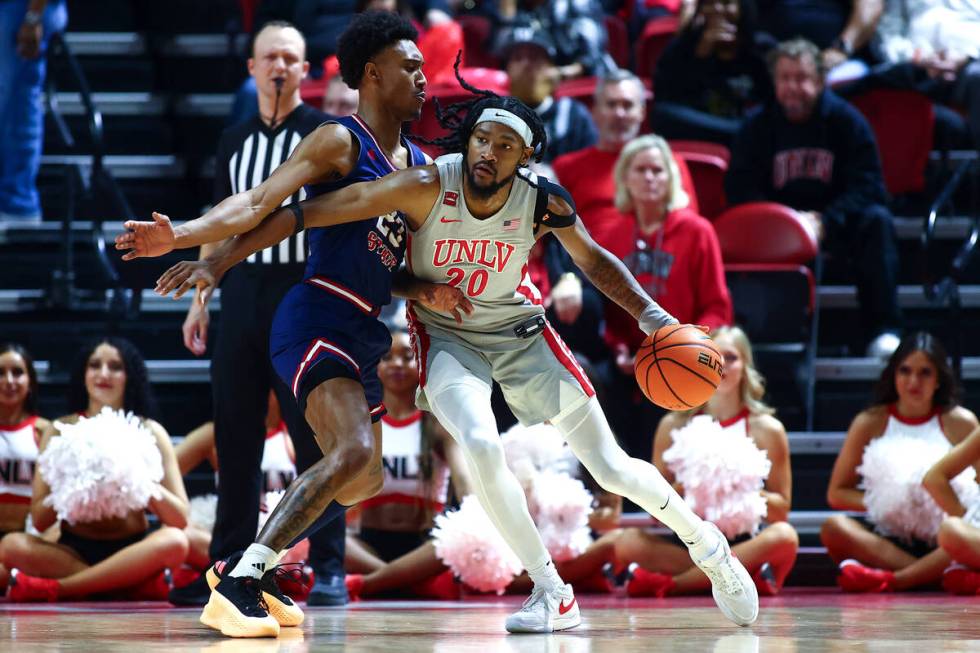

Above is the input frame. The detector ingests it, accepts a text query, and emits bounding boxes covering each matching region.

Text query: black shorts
[58,529,146,566]
[358,527,427,563]
[854,516,934,559]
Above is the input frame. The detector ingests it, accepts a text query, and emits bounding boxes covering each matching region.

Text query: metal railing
[42,30,136,315]
[921,159,980,379]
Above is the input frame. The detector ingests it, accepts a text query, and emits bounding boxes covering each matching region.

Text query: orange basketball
[634,324,723,410]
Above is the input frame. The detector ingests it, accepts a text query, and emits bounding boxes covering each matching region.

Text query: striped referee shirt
[213,103,327,265]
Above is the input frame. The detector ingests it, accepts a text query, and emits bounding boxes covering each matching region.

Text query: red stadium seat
[458,14,500,69]
[713,202,816,265]
[634,16,679,82]
[713,201,820,429]
[604,15,631,69]
[850,89,934,196]
[670,140,730,219]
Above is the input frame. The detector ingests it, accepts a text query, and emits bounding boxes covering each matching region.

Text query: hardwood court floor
[2,590,980,652]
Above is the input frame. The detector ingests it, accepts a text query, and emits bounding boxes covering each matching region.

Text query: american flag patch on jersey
[503,218,521,231]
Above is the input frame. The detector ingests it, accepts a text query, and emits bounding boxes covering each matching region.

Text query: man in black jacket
[726,38,902,357]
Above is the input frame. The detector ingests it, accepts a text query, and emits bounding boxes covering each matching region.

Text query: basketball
[634,324,723,410]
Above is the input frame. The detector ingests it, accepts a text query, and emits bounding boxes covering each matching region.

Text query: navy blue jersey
[304,114,426,308]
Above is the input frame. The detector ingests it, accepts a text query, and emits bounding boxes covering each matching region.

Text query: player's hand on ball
[417,283,474,324]
[155,260,220,305]
[115,212,176,260]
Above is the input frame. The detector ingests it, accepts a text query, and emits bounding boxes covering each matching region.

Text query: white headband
[475,108,533,147]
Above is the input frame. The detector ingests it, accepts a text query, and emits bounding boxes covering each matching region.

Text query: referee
[169,21,348,607]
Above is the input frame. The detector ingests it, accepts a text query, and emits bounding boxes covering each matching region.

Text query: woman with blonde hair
[598,133,733,456]
[616,326,799,596]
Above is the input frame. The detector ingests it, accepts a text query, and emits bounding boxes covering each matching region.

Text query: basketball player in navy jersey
[116,12,470,638]
[148,75,761,633]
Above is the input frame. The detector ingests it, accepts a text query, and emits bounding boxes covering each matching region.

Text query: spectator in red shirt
[600,134,733,460]
[605,133,732,363]
[546,69,648,365]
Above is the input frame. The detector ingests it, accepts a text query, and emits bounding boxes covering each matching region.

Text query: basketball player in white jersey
[154,84,759,631]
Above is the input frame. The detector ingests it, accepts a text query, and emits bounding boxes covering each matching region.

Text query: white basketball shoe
[505,583,581,633]
[691,523,759,626]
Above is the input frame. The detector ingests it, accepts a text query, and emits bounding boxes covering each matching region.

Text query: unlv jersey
[407,153,546,335]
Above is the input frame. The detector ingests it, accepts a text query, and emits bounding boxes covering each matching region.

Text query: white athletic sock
[229,543,279,579]
[554,398,717,556]
[526,559,564,593]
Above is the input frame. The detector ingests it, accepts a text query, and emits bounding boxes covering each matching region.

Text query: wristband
[638,303,678,336]
[287,202,304,235]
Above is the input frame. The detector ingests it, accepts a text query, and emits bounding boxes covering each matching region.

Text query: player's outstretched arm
[114,124,352,258]
[155,203,300,301]
[301,164,440,231]
[546,195,678,335]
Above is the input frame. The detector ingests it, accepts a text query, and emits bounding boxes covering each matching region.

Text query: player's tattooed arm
[550,211,678,334]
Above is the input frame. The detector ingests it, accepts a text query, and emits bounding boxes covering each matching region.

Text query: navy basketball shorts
[270,278,392,422]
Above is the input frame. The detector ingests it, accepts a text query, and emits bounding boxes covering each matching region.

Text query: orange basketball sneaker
[204,553,305,629]
[837,559,895,592]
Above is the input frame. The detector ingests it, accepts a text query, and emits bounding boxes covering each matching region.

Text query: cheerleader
[0,344,50,591]
[616,326,799,596]
[923,426,980,594]
[821,332,978,592]
[344,329,474,600]
[0,338,189,601]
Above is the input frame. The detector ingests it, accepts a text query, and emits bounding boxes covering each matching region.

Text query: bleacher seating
[6,1,979,589]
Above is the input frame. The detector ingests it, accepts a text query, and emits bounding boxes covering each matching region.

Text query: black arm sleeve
[533,177,578,234]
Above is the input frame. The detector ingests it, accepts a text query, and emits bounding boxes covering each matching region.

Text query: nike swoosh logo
[440,217,462,223]
[660,495,669,511]
[558,597,576,615]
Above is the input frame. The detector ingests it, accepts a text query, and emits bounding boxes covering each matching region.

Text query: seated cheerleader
[344,329,475,600]
[175,390,297,571]
[821,332,979,592]
[616,326,799,597]
[922,426,980,594]
[0,338,190,602]
[0,344,51,592]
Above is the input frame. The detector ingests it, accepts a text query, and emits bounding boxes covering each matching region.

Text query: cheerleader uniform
[356,411,450,561]
[857,404,948,557]
[0,416,40,532]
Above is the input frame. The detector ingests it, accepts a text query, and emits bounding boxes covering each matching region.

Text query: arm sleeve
[724,112,771,205]
[821,108,888,230]
[535,177,578,230]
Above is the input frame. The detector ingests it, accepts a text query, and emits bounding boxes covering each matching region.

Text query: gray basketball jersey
[407,153,545,336]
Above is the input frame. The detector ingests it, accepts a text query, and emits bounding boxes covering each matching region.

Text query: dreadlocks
[425,53,548,164]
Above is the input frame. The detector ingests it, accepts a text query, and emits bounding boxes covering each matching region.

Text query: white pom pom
[258,490,285,534]
[501,422,577,479]
[859,435,978,544]
[530,471,594,562]
[39,407,164,526]
[188,494,218,533]
[663,415,771,539]
[964,498,980,529]
[431,495,522,594]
